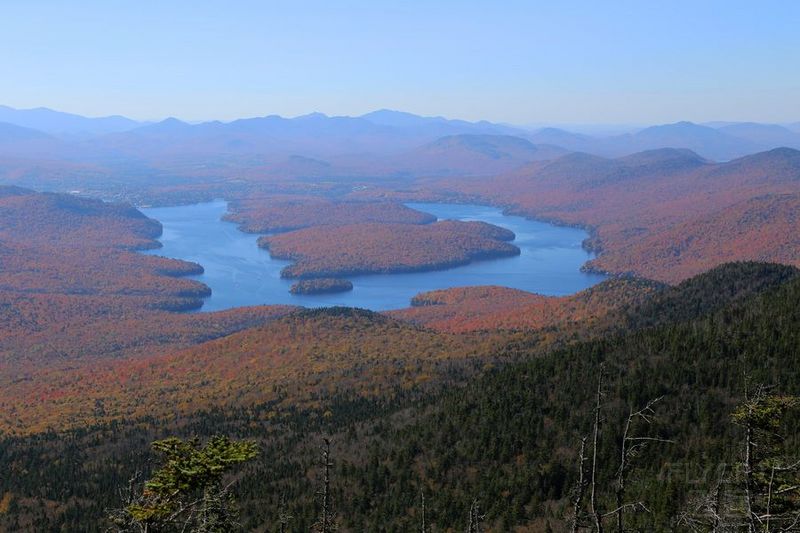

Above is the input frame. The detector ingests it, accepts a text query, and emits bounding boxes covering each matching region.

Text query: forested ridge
[259,220,519,279]
[2,262,800,531]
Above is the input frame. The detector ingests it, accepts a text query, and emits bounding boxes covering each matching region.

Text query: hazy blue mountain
[612,121,761,160]
[0,105,792,165]
[94,111,532,159]
[718,122,800,149]
[522,122,763,161]
[0,105,141,137]
[388,133,569,176]
[0,121,73,157]
[525,127,596,152]
[132,117,195,134]
[360,109,523,136]
[0,121,52,142]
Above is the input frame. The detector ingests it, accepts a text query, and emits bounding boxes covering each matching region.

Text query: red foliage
[0,187,297,394]
[225,196,436,233]
[395,148,800,283]
[0,309,498,434]
[289,278,353,294]
[260,220,518,278]
[388,279,657,332]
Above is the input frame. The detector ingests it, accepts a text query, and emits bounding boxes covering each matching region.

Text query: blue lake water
[141,201,606,311]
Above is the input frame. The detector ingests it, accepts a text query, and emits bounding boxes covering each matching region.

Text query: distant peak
[363,108,414,117]
[295,112,328,120]
[160,116,186,124]
[620,147,708,167]
[646,121,702,130]
[740,146,800,158]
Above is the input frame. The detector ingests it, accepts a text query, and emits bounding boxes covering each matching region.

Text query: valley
[1,110,800,532]
[4,4,800,531]
[140,201,604,311]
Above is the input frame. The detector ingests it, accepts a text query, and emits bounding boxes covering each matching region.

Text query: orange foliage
[586,193,800,282]
[0,187,161,248]
[0,492,12,515]
[0,187,206,301]
[0,309,505,434]
[259,220,519,278]
[389,279,657,333]
[289,278,353,294]
[225,196,435,232]
[0,187,297,388]
[373,147,800,283]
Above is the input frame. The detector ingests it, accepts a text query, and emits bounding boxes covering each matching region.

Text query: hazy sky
[1,0,798,124]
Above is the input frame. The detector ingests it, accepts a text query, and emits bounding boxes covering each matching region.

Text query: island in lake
[259,220,520,279]
[289,278,354,295]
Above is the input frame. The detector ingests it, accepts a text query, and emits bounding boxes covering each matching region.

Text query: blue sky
[1,0,798,124]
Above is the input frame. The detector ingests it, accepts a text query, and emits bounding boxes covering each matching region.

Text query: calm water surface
[141,201,605,311]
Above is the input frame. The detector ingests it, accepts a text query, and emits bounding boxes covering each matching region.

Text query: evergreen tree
[108,435,258,532]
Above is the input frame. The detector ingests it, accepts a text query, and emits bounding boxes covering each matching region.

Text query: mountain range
[0,105,798,172]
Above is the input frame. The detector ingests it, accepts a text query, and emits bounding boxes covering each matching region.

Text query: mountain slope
[717,122,800,148]
[393,134,569,176]
[424,147,800,283]
[2,263,798,530]
[612,121,762,160]
[0,121,70,157]
[0,105,141,137]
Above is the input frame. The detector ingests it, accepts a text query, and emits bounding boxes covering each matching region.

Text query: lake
[141,201,606,311]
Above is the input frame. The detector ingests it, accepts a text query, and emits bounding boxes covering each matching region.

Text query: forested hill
[1,262,799,531]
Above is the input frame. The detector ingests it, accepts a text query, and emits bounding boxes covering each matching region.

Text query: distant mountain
[92,111,536,160]
[0,121,52,142]
[612,121,762,161]
[785,122,800,133]
[0,105,141,137]
[0,105,795,177]
[100,113,393,158]
[360,109,523,136]
[716,122,800,149]
[518,122,760,161]
[0,121,71,158]
[132,117,195,135]
[394,134,570,176]
[525,127,596,152]
[618,148,709,174]
[483,146,800,282]
[523,122,778,161]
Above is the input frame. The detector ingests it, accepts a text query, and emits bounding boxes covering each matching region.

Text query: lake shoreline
[140,201,606,312]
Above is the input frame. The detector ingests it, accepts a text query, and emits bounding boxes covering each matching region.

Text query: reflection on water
[141,201,606,312]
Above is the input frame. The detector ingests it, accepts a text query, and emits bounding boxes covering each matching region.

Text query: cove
[141,201,606,312]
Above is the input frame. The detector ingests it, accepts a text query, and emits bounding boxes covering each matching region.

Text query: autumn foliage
[388,279,659,333]
[0,187,298,435]
[289,278,353,294]
[259,220,519,278]
[390,147,800,283]
[0,308,504,434]
[224,196,435,232]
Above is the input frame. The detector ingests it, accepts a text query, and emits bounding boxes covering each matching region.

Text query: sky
[1,0,798,125]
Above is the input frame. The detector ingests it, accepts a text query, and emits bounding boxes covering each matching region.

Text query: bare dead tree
[589,366,605,533]
[466,498,484,533]
[314,438,336,533]
[613,396,672,533]
[742,385,760,533]
[277,493,292,533]
[676,470,728,533]
[570,366,671,533]
[420,489,427,533]
[732,384,800,532]
[106,471,147,533]
[570,436,589,533]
